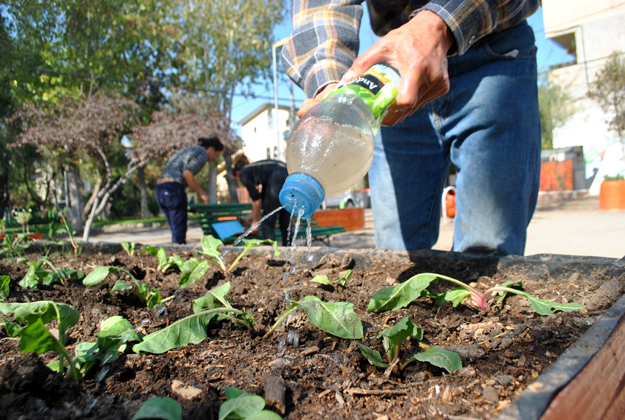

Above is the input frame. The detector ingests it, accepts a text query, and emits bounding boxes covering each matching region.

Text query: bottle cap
[279,173,325,219]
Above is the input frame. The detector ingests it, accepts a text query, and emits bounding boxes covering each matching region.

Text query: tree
[538,74,574,150]
[589,51,625,158]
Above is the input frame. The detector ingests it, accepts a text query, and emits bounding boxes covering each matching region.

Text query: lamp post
[273,38,288,160]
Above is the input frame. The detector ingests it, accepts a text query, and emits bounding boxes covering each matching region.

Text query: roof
[238,103,295,127]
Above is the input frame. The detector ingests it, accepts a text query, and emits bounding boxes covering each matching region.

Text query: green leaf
[193,282,231,313]
[3,317,24,337]
[121,241,130,254]
[132,312,217,354]
[357,343,389,368]
[224,385,250,400]
[74,342,99,364]
[444,288,473,307]
[97,316,143,363]
[180,260,210,288]
[111,280,133,293]
[297,296,363,339]
[19,264,39,289]
[311,275,333,286]
[495,280,525,306]
[336,269,352,286]
[146,287,162,308]
[201,235,223,257]
[520,292,584,316]
[132,397,182,420]
[141,246,160,257]
[157,248,168,269]
[179,258,203,285]
[410,346,462,374]
[83,266,117,286]
[219,395,265,420]
[377,317,415,360]
[0,275,10,301]
[367,273,438,312]
[0,301,80,338]
[17,317,63,354]
[246,411,283,420]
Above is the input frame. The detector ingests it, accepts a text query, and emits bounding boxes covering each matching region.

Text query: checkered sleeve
[281,0,365,99]
[418,0,540,55]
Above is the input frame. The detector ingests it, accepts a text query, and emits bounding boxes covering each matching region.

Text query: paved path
[88,197,625,259]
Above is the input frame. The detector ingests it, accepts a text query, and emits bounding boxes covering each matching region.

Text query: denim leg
[369,22,540,256]
[155,183,188,244]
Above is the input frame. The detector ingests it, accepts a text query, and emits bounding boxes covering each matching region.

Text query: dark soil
[0,244,623,420]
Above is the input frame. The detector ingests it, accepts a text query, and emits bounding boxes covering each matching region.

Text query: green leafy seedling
[19,257,84,288]
[0,275,10,301]
[121,241,136,257]
[0,233,33,257]
[0,301,82,381]
[35,221,67,245]
[358,316,462,374]
[133,282,253,354]
[195,235,280,276]
[263,296,363,340]
[311,269,353,287]
[132,397,182,420]
[84,266,161,308]
[219,386,282,420]
[368,273,584,316]
[153,247,185,273]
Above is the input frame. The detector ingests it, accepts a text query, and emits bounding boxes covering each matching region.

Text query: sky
[228,5,575,131]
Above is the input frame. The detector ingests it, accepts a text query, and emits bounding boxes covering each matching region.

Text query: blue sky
[229,5,574,129]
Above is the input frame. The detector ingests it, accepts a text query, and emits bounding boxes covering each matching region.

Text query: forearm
[282,0,364,99]
[251,199,262,225]
[182,170,205,196]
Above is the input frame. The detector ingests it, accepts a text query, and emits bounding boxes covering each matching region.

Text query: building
[238,103,295,162]
[542,1,625,192]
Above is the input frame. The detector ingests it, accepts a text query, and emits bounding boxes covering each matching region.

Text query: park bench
[190,203,346,246]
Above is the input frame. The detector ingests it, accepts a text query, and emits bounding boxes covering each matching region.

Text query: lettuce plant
[83,266,161,308]
[18,257,84,288]
[358,316,462,374]
[368,273,584,316]
[219,386,283,420]
[121,241,136,257]
[195,235,280,276]
[311,269,352,287]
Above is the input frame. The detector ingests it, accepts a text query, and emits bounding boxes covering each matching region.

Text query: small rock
[494,374,514,386]
[482,386,500,403]
[442,387,452,403]
[171,379,202,400]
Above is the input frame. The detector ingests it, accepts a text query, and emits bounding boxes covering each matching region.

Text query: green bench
[190,203,346,246]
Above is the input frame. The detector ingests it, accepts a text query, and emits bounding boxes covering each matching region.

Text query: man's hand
[297,83,338,118]
[339,11,454,126]
[199,193,210,205]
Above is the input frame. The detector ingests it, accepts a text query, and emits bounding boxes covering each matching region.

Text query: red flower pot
[599,180,625,210]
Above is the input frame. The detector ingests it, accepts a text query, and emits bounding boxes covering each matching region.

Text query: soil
[0,244,623,420]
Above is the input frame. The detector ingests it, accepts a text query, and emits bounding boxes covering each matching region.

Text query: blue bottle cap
[279,173,325,219]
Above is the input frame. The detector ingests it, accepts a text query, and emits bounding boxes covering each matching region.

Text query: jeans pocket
[482,23,536,61]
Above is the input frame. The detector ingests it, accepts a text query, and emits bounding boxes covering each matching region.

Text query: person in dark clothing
[156,137,224,244]
[233,157,292,246]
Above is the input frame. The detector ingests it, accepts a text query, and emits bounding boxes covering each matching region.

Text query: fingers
[297,83,339,118]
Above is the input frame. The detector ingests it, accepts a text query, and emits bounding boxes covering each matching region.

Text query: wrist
[409,10,455,54]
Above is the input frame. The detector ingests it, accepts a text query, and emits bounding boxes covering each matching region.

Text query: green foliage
[133,282,253,354]
[195,235,280,276]
[367,274,438,312]
[604,174,625,181]
[358,316,462,374]
[34,222,68,245]
[0,301,82,381]
[590,51,625,140]
[120,241,136,257]
[0,234,33,257]
[0,275,10,301]
[18,257,84,288]
[219,386,282,420]
[264,296,363,340]
[311,269,353,287]
[83,266,161,308]
[132,397,182,420]
[538,74,574,150]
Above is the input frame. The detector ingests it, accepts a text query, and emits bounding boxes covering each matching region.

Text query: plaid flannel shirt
[281,0,539,99]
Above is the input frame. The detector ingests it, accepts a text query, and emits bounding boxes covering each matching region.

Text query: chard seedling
[311,269,353,287]
[132,397,182,420]
[368,273,584,316]
[263,296,363,340]
[0,300,82,381]
[83,266,161,308]
[121,241,136,257]
[19,257,85,288]
[0,233,33,257]
[195,235,280,276]
[358,316,462,374]
[133,282,254,354]
[219,386,283,420]
[0,275,9,301]
[61,216,81,257]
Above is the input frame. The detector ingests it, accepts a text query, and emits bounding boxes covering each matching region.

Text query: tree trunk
[83,175,102,220]
[138,166,150,219]
[208,165,218,204]
[66,163,84,233]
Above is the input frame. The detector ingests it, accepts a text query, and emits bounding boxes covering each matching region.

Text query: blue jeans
[155,182,188,244]
[369,22,541,256]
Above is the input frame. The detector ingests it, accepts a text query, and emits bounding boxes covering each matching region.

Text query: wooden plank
[541,314,625,420]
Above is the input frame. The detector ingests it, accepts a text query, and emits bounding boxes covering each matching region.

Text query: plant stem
[263,304,297,339]
[426,273,482,296]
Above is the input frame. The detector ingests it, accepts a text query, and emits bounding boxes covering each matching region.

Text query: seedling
[263,296,363,340]
[83,266,161,308]
[61,216,81,257]
[0,233,33,257]
[195,235,280,276]
[0,301,82,381]
[121,241,136,257]
[219,386,283,420]
[14,210,31,234]
[133,282,254,354]
[368,273,584,316]
[358,316,462,374]
[0,275,9,301]
[132,397,182,420]
[142,246,212,289]
[311,269,353,287]
[35,221,67,245]
[19,257,85,288]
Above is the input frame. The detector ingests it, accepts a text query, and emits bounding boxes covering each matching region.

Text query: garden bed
[0,244,623,419]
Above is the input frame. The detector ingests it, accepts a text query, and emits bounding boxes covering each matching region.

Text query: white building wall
[240,106,293,163]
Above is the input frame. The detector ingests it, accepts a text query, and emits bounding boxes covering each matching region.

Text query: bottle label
[325,63,401,122]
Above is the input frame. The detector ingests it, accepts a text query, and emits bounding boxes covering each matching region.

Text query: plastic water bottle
[279,63,401,218]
